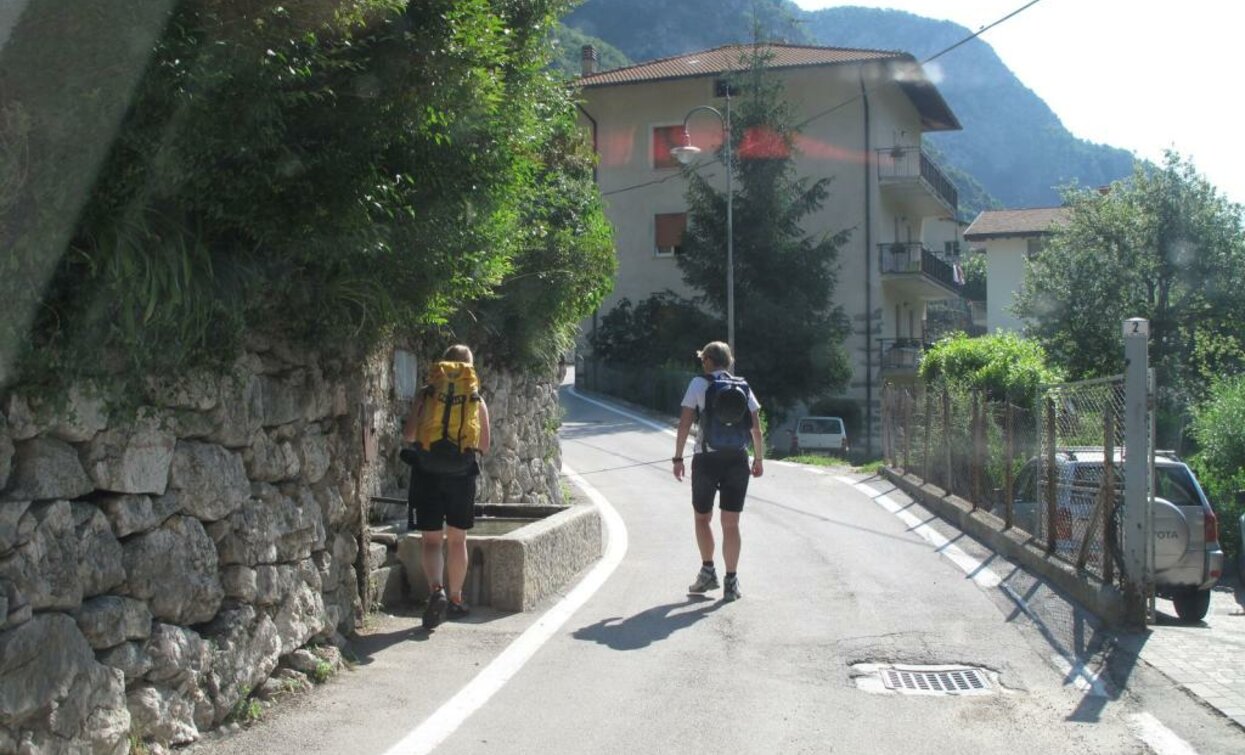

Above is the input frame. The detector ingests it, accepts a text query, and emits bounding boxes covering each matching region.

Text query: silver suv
[1012,449,1225,622]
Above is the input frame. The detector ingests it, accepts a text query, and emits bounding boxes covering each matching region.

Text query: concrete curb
[882,468,1133,627]
[396,502,603,612]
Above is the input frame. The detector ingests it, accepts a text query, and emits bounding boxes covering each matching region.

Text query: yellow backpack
[414,361,482,474]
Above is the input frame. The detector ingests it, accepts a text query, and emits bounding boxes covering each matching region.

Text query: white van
[793,416,849,454]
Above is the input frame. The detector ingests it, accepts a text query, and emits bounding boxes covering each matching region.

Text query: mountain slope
[802,6,1134,208]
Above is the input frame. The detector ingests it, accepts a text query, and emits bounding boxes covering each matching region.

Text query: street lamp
[671,91,734,357]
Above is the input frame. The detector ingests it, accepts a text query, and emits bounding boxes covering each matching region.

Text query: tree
[1188,376,1245,564]
[588,293,717,367]
[1012,152,1245,424]
[677,46,851,417]
[3,0,616,394]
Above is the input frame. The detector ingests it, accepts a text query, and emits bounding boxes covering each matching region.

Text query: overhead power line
[597,0,1045,199]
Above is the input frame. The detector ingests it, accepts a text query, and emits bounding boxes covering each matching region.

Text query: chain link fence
[882,374,1138,585]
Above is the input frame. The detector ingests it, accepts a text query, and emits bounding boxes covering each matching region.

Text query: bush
[918,332,1062,406]
[1188,376,1245,566]
[4,0,613,398]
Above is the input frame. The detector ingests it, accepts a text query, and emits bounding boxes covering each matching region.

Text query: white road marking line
[382,464,628,755]
[836,476,1120,701]
[835,476,1000,589]
[1047,652,1110,697]
[568,385,676,436]
[1128,712,1199,755]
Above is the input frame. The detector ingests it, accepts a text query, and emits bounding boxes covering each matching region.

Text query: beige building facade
[577,44,968,448]
[963,207,1070,334]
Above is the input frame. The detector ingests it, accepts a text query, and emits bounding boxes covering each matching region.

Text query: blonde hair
[697,341,732,370]
[442,344,473,364]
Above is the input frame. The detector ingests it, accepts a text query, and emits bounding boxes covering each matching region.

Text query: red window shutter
[655,213,686,253]
[652,126,683,169]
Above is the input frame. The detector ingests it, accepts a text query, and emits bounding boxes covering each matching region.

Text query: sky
[791,0,1245,206]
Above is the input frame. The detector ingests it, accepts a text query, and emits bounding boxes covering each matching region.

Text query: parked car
[792,416,849,455]
[1011,448,1224,623]
[1239,512,1245,584]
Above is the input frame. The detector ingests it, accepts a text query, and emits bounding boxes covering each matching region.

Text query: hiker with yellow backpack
[401,344,491,630]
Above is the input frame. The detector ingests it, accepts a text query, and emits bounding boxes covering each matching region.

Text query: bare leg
[694,510,715,563]
[721,510,741,573]
[421,531,444,591]
[445,526,469,602]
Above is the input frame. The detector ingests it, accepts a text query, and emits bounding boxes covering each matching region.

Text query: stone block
[121,516,223,625]
[74,595,152,650]
[8,438,94,501]
[81,413,176,495]
[72,503,125,598]
[167,441,249,522]
[0,500,82,611]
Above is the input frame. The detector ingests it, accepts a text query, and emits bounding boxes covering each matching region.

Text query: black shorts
[408,462,478,531]
[691,450,750,514]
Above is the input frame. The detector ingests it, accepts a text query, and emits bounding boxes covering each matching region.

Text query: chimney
[581,45,598,76]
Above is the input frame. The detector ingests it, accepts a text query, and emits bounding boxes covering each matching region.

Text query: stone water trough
[369,500,602,612]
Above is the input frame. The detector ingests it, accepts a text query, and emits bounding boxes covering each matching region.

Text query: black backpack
[699,373,753,452]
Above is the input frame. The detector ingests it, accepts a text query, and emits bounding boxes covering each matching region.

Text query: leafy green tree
[4,0,614,394]
[918,331,1061,405]
[677,47,851,417]
[1012,152,1245,420]
[1188,376,1245,563]
[588,293,717,367]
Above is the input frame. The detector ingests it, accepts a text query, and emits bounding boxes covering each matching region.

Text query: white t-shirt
[681,370,761,453]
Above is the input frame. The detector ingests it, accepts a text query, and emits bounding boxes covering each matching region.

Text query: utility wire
[596,0,1044,199]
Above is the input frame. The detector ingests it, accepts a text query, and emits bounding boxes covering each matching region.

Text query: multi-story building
[576,43,967,450]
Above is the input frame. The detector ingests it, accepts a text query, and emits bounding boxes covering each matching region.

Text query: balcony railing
[878,241,963,293]
[879,338,929,372]
[876,146,958,210]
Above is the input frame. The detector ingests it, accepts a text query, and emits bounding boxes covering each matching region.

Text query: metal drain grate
[881,665,991,695]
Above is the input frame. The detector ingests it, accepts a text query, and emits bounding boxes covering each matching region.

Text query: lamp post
[671,91,734,357]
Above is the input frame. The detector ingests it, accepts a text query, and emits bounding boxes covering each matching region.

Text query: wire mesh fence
[882,374,1135,585]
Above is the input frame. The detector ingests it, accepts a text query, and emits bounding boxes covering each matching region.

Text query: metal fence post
[1102,401,1117,586]
[943,388,952,495]
[971,390,981,509]
[1045,396,1057,553]
[1004,403,1014,529]
[1122,317,1151,625]
[923,389,932,483]
[903,390,912,471]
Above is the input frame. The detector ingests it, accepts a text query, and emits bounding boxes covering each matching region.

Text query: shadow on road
[572,596,724,650]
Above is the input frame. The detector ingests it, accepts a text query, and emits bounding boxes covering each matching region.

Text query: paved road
[193,381,1245,754]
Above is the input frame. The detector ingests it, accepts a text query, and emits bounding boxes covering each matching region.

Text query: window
[944,240,961,256]
[652,125,684,170]
[654,212,686,257]
[1026,237,1046,258]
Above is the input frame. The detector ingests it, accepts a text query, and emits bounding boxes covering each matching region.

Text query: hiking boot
[422,588,448,630]
[447,600,471,620]
[688,567,720,594]
[723,575,741,602]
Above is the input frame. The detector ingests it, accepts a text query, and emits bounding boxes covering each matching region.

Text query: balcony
[878,338,928,376]
[879,241,964,300]
[876,146,958,215]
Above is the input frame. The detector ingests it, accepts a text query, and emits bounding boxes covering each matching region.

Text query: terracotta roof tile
[578,43,906,87]
[964,208,1071,239]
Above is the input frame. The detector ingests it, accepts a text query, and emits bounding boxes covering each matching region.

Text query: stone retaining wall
[0,340,565,753]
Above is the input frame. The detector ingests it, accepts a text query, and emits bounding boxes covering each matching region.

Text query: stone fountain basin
[395,502,602,612]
